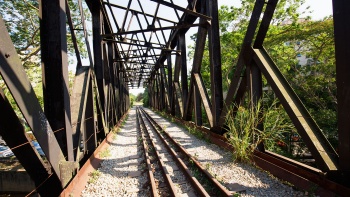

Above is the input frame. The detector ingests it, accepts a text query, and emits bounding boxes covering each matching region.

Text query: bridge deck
[67,106,304,196]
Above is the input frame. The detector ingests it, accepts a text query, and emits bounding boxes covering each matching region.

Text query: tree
[0,0,89,97]
[143,88,150,107]
[189,0,337,154]
[136,93,143,102]
[188,0,309,91]
[265,17,337,145]
[0,0,88,68]
[130,94,136,107]
[0,0,89,129]
[0,0,40,68]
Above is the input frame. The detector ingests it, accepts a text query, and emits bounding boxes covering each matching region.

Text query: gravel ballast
[81,106,307,196]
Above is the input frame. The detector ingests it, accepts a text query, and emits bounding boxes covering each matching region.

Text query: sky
[127,0,333,96]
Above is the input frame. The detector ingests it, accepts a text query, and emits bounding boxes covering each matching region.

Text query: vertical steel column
[40,0,73,161]
[108,43,117,125]
[173,39,183,117]
[158,74,162,110]
[167,53,175,115]
[155,73,160,110]
[194,85,203,126]
[333,0,350,173]
[206,0,223,131]
[185,2,208,124]
[161,74,164,110]
[126,84,130,110]
[179,34,188,118]
[102,43,109,128]
[160,69,165,110]
[88,0,106,138]
[116,62,122,118]
[85,77,96,153]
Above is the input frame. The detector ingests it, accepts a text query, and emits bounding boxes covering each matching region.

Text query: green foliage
[0,0,40,67]
[189,0,309,92]
[135,93,143,102]
[0,0,90,126]
[142,88,149,107]
[99,148,111,158]
[189,1,337,150]
[0,0,88,68]
[88,170,101,184]
[130,94,135,107]
[187,126,210,143]
[225,99,293,163]
[265,17,337,142]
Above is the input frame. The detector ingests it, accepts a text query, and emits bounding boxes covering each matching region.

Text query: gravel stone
[81,106,306,196]
[143,108,305,197]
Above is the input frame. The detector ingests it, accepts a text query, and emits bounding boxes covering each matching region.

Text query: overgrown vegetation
[88,170,101,184]
[225,98,293,163]
[130,94,135,107]
[99,148,111,158]
[142,87,150,107]
[187,126,210,143]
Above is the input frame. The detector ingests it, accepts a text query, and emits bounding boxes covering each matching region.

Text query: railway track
[136,106,233,197]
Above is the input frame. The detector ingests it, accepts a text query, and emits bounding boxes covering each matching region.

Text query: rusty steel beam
[106,40,165,50]
[253,0,278,48]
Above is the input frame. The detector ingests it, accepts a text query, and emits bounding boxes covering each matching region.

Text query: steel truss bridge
[0,0,349,196]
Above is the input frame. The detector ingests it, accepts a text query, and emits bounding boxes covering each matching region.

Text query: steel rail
[139,107,233,197]
[136,107,179,197]
[136,108,158,197]
[139,108,210,196]
[155,110,350,197]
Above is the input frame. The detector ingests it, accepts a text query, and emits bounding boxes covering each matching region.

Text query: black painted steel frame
[0,0,129,196]
[0,0,349,196]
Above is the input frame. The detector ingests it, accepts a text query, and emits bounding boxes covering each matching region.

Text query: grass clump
[99,148,111,158]
[88,170,101,184]
[187,126,210,142]
[224,98,293,163]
